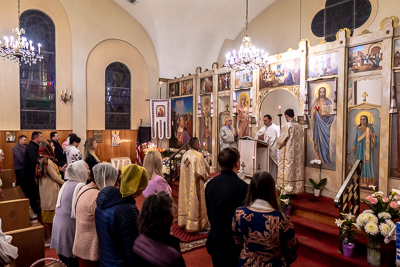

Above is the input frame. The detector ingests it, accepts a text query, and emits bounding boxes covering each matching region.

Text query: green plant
[309,178,327,189]
[336,213,358,245]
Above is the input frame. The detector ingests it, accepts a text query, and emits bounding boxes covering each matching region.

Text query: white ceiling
[114,0,276,79]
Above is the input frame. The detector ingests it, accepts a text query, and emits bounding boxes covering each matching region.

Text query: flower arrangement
[335,213,359,245]
[355,186,400,243]
[277,183,293,207]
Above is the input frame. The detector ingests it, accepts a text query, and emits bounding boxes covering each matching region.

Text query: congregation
[0,130,298,267]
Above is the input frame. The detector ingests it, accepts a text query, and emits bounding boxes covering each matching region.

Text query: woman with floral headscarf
[95,164,148,267]
[73,163,118,267]
[36,141,65,247]
[51,161,89,267]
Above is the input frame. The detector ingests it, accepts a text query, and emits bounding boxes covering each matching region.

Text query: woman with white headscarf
[72,163,118,267]
[51,160,89,267]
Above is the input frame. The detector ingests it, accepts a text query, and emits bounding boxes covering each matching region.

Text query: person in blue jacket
[95,164,148,267]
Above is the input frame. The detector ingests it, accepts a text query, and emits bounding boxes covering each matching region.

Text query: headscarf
[93,163,118,190]
[56,160,88,218]
[36,141,57,180]
[120,164,148,198]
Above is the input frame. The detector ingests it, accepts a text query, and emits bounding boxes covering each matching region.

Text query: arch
[20,10,56,129]
[86,39,150,130]
[105,62,131,129]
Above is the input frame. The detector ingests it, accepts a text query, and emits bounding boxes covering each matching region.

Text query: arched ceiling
[114,0,276,79]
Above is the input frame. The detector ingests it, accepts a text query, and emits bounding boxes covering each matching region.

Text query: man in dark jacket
[50,131,66,167]
[205,147,248,266]
[22,131,43,214]
[95,164,147,267]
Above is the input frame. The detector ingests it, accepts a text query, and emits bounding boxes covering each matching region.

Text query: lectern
[238,137,269,177]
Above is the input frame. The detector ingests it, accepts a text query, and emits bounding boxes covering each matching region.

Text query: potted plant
[309,159,327,197]
[335,213,358,258]
[353,186,400,266]
[277,183,293,215]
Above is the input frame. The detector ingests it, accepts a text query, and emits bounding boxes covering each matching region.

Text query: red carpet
[171,222,208,243]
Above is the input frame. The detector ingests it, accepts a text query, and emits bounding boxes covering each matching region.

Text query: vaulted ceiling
[114,0,276,78]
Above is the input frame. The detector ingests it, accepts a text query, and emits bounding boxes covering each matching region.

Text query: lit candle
[203,142,205,149]
[279,106,282,114]
[70,90,71,96]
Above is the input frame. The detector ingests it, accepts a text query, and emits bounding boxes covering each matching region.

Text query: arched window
[20,10,56,129]
[105,62,131,129]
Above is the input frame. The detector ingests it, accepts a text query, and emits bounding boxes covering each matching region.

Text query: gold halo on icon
[314,83,331,99]
[355,110,374,125]
[238,92,250,107]
[222,115,229,125]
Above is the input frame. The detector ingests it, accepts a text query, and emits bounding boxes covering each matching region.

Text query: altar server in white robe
[254,114,280,179]
[219,117,238,150]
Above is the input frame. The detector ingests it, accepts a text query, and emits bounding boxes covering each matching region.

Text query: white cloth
[0,219,18,263]
[111,157,132,170]
[219,125,237,150]
[65,145,82,166]
[255,123,280,164]
[250,199,275,212]
[150,99,172,139]
[93,163,119,190]
[56,161,88,218]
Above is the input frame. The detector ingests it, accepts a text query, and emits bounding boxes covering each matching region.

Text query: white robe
[255,123,280,179]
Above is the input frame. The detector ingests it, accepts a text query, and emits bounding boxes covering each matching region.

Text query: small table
[111,157,132,170]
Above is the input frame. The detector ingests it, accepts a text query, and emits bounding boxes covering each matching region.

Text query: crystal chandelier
[0,0,43,65]
[224,0,268,71]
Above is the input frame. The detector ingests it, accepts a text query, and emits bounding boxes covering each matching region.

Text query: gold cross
[240,161,246,171]
[275,53,282,61]
[362,92,368,102]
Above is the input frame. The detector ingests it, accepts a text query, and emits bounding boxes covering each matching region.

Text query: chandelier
[224,0,268,71]
[0,0,43,65]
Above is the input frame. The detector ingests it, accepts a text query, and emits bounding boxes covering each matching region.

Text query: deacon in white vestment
[254,114,280,179]
[219,117,238,150]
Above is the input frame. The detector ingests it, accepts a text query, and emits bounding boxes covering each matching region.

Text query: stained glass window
[19,10,56,129]
[311,0,372,42]
[105,62,131,129]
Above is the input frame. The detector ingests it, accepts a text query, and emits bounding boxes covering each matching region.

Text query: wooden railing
[334,159,362,252]
[166,143,190,183]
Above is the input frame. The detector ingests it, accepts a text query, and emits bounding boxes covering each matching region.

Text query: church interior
[2,0,400,266]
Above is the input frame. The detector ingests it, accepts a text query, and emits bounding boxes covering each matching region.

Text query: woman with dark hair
[133,191,186,267]
[232,171,298,266]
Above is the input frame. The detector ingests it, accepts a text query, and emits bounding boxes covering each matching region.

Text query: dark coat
[133,234,186,267]
[22,140,39,187]
[95,186,139,267]
[205,170,248,248]
[53,140,66,167]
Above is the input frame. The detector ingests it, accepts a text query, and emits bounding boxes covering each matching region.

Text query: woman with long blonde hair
[83,138,100,174]
[142,151,171,197]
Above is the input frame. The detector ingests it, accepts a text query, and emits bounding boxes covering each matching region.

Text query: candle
[253,156,255,174]
[70,90,71,96]
[279,106,282,114]
[38,43,41,54]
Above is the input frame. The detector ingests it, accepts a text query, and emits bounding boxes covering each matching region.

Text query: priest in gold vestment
[178,137,210,232]
[277,109,304,194]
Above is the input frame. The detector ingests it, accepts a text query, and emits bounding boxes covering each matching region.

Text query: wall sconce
[60,87,73,104]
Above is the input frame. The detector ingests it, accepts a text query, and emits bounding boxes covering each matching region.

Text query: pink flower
[390,202,398,209]
[366,195,372,201]
[382,197,390,203]
[370,198,378,204]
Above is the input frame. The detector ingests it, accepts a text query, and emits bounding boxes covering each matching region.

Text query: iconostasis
[167,18,400,196]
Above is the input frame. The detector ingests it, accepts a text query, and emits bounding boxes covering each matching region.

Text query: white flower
[356,213,369,225]
[378,212,391,220]
[284,185,293,193]
[367,214,378,224]
[392,189,400,196]
[373,191,384,197]
[362,209,374,214]
[162,165,167,173]
[310,159,322,165]
[335,219,345,227]
[379,223,392,237]
[282,199,289,205]
[386,220,396,229]
[369,185,377,190]
[166,168,170,175]
[176,154,181,158]
[344,213,355,220]
[352,223,362,231]
[365,222,379,235]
